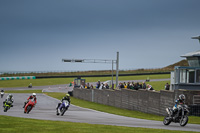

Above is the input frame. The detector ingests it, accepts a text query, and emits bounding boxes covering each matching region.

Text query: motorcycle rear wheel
[163,115,171,125]
[180,116,188,127]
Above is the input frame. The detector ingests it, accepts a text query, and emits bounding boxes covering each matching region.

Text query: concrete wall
[73,88,200,116]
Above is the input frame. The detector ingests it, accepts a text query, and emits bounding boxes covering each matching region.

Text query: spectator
[101,83,105,89]
[118,82,122,89]
[80,85,84,89]
[87,83,90,89]
[165,83,170,90]
[142,82,146,89]
[105,83,109,89]
[120,82,125,89]
[90,84,94,89]
[127,82,130,89]
[139,83,142,89]
[124,82,127,88]
[96,80,101,89]
[147,84,154,91]
[134,83,139,90]
[129,84,134,90]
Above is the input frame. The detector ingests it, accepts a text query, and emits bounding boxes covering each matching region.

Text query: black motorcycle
[163,104,189,126]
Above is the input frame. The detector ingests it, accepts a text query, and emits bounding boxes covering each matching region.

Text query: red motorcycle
[24,99,36,114]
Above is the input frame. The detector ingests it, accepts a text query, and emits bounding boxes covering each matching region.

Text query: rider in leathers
[171,94,185,117]
[23,93,37,108]
[3,94,14,107]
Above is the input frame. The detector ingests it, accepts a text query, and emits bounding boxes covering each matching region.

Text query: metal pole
[112,60,114,89]
[116,52,119,89]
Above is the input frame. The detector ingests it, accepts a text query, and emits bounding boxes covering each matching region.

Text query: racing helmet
[179,94,185,101]
[32,93,36,97]
[9,94,13,98]
[66,93,70,97]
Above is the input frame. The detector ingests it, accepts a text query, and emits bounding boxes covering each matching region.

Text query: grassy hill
[162,59,189,70]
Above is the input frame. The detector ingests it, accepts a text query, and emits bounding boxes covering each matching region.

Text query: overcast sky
[0,0,200,72]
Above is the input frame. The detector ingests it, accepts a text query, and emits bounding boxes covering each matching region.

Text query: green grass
[0,78,75,88]
[0,115,198,133]
[147,81,170,91]
[5,90,42,93]
[0,74,170,88]
[45,92,200,124]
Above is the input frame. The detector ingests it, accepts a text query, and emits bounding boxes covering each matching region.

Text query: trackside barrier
[0,76,36,80]
[73,88,200,116]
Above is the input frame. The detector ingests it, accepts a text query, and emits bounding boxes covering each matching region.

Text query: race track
[0,93,200,132]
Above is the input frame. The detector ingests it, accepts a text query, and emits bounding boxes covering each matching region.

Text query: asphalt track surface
[0,80,200,132]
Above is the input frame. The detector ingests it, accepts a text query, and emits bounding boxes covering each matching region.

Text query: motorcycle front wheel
[4,106,8,112]
[180,116,188,127]
[163,115,171,125]
[27,105,32,114]
[61,108,66,116]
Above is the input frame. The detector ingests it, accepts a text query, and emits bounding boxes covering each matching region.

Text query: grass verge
[4,90,42,93]
[0,74,170,88]
[0,115,198,133]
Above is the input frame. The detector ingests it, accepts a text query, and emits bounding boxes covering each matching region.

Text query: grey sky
[0,0,200,72]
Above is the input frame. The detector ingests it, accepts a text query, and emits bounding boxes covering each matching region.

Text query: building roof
[181,50,200,57]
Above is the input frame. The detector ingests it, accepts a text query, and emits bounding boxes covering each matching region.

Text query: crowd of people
[79,80,171,91]
[80,80,156,91]
[118,81,155,91]
[80,80,110,89]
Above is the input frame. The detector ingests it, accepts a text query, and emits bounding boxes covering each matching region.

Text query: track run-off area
[0,81,200,132]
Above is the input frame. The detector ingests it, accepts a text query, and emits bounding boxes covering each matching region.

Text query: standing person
[142,82,146,89]
[96,80,101,89]
[165,83,170,90]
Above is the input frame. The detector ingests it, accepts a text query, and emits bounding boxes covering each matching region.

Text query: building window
[179,69,195,83]
[196,70,200,83]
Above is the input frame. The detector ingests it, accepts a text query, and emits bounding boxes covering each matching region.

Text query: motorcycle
[1,92,4,98]
[3,101,13,112]
[56,100,70,116]
[163,104,189,127]
[28,84,32,88]
[24,99,36,114]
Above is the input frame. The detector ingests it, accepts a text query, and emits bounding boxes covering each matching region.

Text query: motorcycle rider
[56,93,71,115]
[1,89,4,98]
[170,94,185,117]
[28,83,32,88]
[3,94,14,107]
[23,93,37,108]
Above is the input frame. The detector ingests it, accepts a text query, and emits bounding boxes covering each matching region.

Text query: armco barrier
[73,88,200,116]
[0,76,36,80]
